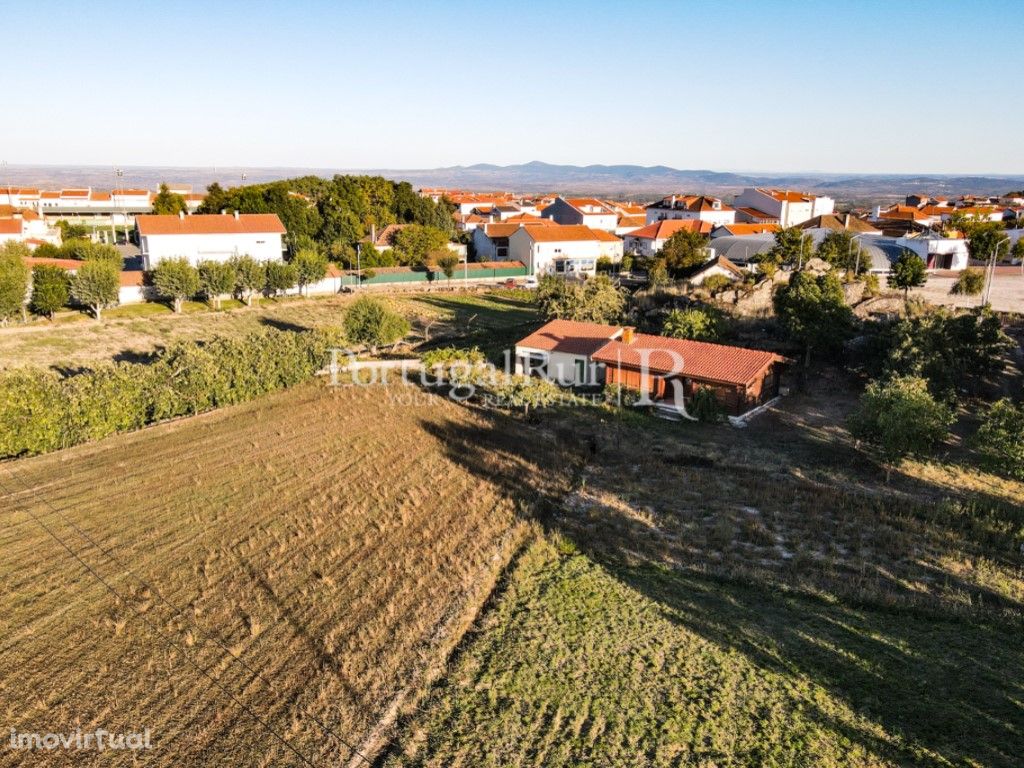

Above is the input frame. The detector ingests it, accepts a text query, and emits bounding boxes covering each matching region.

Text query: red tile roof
[0,220,22,234]
[136,213,286,236]
[617,215,647,228]
[593,334,784,386]
[22,256,82,270]
[520,225,612,242]
[626,219,710,240]
[716,223,780,236]
[516,319,622,356]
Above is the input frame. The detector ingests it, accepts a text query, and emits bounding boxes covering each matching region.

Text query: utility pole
[356,243,361,290]
[982,247,996,307]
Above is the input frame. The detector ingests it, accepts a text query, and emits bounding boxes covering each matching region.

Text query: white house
[508,224,622,276]
[514,318,623,386]
[622,219,712,257]
[895,234,969,270]
[732,188,834,227]
[135,212,286,269]
[0,210,61,246]
[644,195,736,227]
[541,197,619,231]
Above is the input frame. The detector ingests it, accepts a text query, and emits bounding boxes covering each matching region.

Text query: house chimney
[178,210,185,220]
[669,195,677,208]
[622,326,635,345]
[233,210,240,220]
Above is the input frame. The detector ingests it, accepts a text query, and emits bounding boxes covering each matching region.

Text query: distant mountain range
[5,161,1024,206]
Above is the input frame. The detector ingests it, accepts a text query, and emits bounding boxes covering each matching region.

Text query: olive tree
[197,260,236,309]
[0,243,30,325]
[151,257,200,313]
[30,264,72,319]
[848,376,953,481]
[71,259,120,320]
[343,296,409,352]
[292,248,329,296]
[230,254,265,306]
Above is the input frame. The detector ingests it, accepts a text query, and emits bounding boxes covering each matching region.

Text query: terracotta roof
[626,219,710,240]
[41,191,60,199]
[796,215,879,234]
[371,223,408,247]
[120,270,145,286]
[61,189,90,198]
[649,195,733,213]
[90,191,112,201]
[113,188,150,196]
[757,188,813,203]
[692,255,745,278]
[736,207,779,221]
[715,223,780,236]
[593,334,784,386]
[591,229,622,242]
[516,319,623,356]
[22,256,81,270]
[136,213,286,236]
[481,221,552,239]
[0,220,22,234]
[617,215,647,228]
[520,225,611,242]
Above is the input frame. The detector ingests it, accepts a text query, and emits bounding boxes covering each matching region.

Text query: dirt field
[0,382,570,767]
[910,270,1024,313]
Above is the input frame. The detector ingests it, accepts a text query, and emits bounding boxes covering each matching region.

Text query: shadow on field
[420,408,1024,767]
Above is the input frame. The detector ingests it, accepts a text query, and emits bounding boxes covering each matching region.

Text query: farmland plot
[0,382,571,766]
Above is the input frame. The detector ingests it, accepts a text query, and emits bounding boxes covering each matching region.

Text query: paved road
[911,271,1024,313]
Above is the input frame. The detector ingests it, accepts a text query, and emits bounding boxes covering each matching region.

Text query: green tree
[30,264,71,319]
[865,308,1011,401]
[71,259,120,320]
[230,254,265,306]
[152,183,188,216]
[964,220,1010,263]
[488,374,562,416]
[292,248,329,296]
[762,227,814,269]
[265,260,297,297]
[648,259,670,289]
[888,250,927,300]
[391,225,450,267]
[848,376,953,480]
[197,260,236,309]
[662,306,723,341]
[701,274,733,295]
[658,229,709,274]
[58,221,89,241]
[950,267,985,296]
[434,250,460,287]
[815,231,864,272]
[59,239,122,264]
[343,296,410,351]
[0,242,30,325]
[620,254,634,274]
[536,274,625,324]
[772,270,854,366]
[1012,237,1024,268]
[973,399,1024,479]
[151,257,199,313]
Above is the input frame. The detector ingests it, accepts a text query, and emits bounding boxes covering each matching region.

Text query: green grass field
[386,536,1022,767]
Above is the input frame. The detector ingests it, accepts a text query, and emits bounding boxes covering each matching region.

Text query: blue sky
[5,0,1020,173]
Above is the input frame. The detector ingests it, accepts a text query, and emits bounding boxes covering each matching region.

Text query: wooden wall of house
[605,362,783,416]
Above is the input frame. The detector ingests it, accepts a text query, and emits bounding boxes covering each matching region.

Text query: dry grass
[0,381,569,767]
[0,290,540,371]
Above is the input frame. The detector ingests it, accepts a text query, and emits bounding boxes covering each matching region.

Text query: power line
[0,471,329,768]
[0,466,375,765]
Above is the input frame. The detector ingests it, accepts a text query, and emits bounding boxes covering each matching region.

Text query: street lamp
[849,232,867,276]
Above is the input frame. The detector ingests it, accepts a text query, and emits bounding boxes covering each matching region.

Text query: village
[3,1,1024,765]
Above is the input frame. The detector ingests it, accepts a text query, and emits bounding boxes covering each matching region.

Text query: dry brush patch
[0,381,567,767]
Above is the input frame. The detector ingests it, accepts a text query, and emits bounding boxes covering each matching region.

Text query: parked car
[523,276,539,288]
